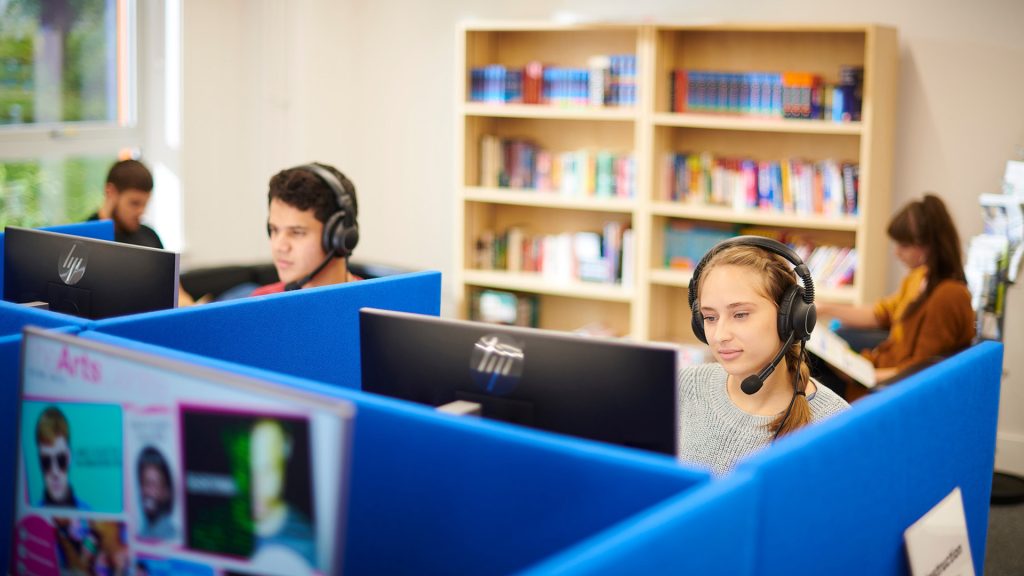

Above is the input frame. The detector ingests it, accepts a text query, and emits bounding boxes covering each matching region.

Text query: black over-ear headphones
[300,163,360,259]
[688,235,816,345]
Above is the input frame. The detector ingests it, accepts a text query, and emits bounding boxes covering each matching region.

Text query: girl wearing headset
[679,239,848,475]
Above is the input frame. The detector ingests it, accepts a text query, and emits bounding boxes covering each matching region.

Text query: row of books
[662,224,857,289]
[792,243,858,289]
[470,289,540,328]
[668,66,863,121]
[474,222,635,286]
[746,227,859,289]
[469,55,638,107]
[661,152,860,217]
[469,290,624,337]
[480,135,636,198]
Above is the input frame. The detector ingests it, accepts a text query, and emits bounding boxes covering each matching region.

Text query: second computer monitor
[359,308,678,455]
[3,226,178,319]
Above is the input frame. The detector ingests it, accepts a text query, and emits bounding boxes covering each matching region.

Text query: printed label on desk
[904,487,975,576]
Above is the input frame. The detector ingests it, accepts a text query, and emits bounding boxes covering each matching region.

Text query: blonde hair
[698,244,812,437]
[36,406,70,446]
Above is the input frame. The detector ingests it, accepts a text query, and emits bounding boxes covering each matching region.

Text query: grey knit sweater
[677,362,849,475]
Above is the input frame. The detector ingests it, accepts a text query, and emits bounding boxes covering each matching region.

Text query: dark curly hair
[136,445,174,517]
[267,163,357,225]
[106,159,153,193]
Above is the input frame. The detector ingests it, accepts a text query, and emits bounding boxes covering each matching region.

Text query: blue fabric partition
[0,300,88,336]
[737,341,1004,576]
[0,334,18,573]
[0,220,114,299]
[72,331,711,575]
[90,271,441,388]
[521,468,759,576]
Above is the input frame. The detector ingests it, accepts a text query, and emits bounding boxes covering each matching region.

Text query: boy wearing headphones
[680,237,848,475]
[253,163,361,296]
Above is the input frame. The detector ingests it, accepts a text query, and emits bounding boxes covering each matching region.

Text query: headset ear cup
[793,292,817,340]
[777,285,799,340]
[691,299,707,344]
[343,220,359,254]
[322,211,346,257]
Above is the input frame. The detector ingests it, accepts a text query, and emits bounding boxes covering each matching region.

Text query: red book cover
[523,61,544,104]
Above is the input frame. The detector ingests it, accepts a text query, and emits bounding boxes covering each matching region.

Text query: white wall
[176,0,1024,473]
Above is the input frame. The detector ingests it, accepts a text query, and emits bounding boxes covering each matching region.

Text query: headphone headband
[687,235,814,308]
[688,235,816,345]
[295,163,359,259]
[298,163,358,219]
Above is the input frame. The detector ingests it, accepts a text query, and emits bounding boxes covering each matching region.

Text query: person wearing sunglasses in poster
[35,406,91,510]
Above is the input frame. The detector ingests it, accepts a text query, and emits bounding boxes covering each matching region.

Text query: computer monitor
[359,308,678,455]
[12,326,354,576]
[3,226,179,319]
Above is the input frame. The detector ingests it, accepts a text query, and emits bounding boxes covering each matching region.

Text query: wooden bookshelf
[455,22,898,343]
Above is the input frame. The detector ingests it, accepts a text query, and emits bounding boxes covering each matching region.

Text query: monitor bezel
[3,226,181,317]
[358,307,680,454]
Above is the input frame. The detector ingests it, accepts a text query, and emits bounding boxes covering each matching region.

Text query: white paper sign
[904,487,975,576]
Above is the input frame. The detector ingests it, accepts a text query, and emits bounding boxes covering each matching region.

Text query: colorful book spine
[661,151,861,216]
[475,223,633,285]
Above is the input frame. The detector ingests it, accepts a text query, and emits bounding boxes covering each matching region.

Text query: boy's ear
[103,183,120,203]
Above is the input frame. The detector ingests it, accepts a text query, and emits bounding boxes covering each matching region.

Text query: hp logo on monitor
[57,243,88,286]
[469,334,524,396]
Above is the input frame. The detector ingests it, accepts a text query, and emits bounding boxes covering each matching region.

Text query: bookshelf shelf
[456,22,897,341]
[647,268,857,304]
[651,202,860,231]
[464,187,636,213]
[648,268,694,288]
[463,102,637,122]
[652,112,863,135]
[816,286,858,305]
[463,270,635,303]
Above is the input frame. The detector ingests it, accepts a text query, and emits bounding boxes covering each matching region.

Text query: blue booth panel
[522,468,759,576]
[0,300,88,337]
[0,220,115,299]
[91,271,441,389]
[738,341,1003,576]
[71,331,711,576]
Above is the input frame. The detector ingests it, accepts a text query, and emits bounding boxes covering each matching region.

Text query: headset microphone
[740,331,796,395]
[284,252,336,291]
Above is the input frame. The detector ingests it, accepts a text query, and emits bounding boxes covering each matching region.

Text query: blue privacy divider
[737,341,1003,576]
[521,467,759,576]
[0,300,88,337]
[90,271,441,389]
[73,331,711,575]
[0,220,115,299]
[0,304,88,463]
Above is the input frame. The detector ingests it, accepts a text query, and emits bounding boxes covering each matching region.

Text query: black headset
[688,235,816,346]
[299,163,360,259]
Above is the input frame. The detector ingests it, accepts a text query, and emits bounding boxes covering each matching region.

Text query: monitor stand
[436,400,482,417]
[46,282,91,317]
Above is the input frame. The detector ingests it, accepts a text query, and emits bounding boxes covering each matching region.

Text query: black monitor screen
[359,308,678,455]
[3,226,179,319]
[14,327,354,576]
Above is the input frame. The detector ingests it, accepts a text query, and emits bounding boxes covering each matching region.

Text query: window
[0,0,140,228]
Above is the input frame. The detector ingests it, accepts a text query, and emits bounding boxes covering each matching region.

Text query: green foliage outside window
[0,0,114,125]
[1,156,112,228]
